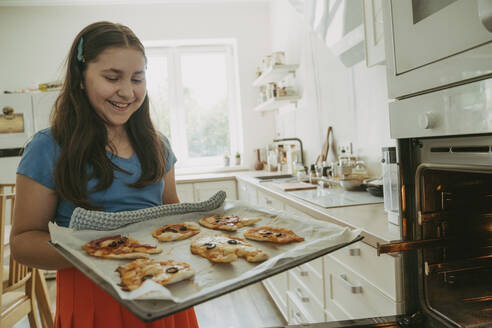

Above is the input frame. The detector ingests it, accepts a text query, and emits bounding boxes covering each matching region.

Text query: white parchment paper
[49,200,360,302]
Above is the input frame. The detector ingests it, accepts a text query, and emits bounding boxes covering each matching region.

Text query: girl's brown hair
[51,21,166,209]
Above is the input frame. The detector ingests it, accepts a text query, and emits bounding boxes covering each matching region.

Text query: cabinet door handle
[295,266,309,276]
[295,287,309,302]
[348,248,361,256]
[337,273,362,294]
[266,199,273,205]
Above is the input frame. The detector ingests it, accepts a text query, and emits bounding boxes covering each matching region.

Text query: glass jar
[382,147,399,225]
[271,51,285,66]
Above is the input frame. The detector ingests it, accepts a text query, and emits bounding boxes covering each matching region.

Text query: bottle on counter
[296,165,307,181]
[308,164,317,184]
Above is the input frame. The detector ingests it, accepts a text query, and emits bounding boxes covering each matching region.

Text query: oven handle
[377,238,451,255]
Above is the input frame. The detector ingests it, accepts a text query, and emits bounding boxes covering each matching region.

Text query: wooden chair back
[0,184,15,194]
[1,189,54,328]
[0,191,40,328]
[0,187,30,292]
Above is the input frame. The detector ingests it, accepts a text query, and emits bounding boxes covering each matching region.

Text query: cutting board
[276,181,317,191]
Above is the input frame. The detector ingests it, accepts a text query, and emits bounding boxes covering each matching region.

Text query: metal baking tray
[49,234,363,322]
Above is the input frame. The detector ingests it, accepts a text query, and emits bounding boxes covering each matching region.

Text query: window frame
[145,41,243,169]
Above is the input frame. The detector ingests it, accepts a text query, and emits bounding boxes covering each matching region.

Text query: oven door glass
[390,0,492,74]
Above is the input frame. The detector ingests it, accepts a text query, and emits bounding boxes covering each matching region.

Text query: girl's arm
[162,167,180,205]
[10,174,72,270]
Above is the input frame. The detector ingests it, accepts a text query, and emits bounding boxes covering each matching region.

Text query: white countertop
[176,170,401,248]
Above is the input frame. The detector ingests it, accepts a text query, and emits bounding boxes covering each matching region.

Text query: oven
[284,81,492,328]
[376,135,492,328]
[373,66,492,327]
[286,1,492,326]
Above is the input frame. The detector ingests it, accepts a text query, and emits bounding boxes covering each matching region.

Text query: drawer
[324,255,398,319]
[324,296,351,322]
[290,261,323,305]
[287,290,324,324]
[237,181,258,205]
[263,275,288,321]
[288,272,324,323]
[291,257,323,277]
[330,241,400,301]
[287,291,308,324]
[257,190,284,211]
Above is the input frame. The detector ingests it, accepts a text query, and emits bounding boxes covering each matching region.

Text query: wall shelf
[253,95,301,112]
[252,64,299,87]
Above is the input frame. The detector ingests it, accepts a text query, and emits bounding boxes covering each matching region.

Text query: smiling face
[83,46,146,133]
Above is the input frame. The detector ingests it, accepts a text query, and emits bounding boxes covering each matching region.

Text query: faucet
[273,137,305,170]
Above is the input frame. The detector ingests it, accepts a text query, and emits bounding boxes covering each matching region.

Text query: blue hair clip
[76,37,85,63]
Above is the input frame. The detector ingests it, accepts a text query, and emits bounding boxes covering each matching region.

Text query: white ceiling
[0,0,269,5]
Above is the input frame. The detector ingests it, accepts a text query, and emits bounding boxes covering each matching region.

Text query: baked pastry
[244,226,304,243]
[116,258,194,291]
[190,234,268,263]
[199,214,261,231]
[82,235,162,259]
[152,222,200,242]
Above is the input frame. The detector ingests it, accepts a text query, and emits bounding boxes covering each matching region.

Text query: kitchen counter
[176,171,401,248]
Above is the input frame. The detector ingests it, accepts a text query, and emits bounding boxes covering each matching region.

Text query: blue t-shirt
[17,129,177,228]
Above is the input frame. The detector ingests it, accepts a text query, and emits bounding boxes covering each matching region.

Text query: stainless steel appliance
[286,1,492,327]
[373,1,492,325]
[285,84,492,328]
[383,0,492,99]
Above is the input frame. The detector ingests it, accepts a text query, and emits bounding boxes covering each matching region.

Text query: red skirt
[54,267,199,328]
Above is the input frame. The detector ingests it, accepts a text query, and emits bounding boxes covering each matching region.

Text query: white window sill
[175,165,250,176]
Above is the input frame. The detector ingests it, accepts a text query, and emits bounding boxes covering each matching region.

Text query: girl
[10,21,198,328]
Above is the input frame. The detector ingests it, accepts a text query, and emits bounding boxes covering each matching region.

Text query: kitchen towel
[68,191,226,231]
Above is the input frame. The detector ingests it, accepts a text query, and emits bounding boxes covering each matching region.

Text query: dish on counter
[339,178,364,191]
[361,178,384,197]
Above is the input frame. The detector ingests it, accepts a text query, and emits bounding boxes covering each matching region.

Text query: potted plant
[223,154,230,167]
[235,152,241,166]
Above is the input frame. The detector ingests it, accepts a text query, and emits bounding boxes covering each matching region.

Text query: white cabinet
[257,190,285,211]
[323,240,402,321]
[176,180,237,202]
[287,271,325,324]
[235,178,402,324]
[263,272,289,321]
[237,180,258,205]
[324,255,400,320]
[329,240,400,300]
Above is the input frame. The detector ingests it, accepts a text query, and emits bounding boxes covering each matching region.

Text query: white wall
[269,0,395,177]
[0,2,275,170]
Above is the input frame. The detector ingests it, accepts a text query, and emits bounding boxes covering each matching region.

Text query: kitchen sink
[254,174,294,180]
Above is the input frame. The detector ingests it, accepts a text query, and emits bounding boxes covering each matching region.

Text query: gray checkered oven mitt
[68,190,226,231]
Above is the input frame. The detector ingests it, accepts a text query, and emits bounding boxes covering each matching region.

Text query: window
[145,41,242,169]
